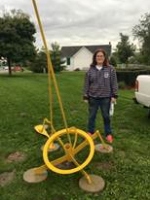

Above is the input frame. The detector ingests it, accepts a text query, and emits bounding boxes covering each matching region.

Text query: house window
[67,57,70,65]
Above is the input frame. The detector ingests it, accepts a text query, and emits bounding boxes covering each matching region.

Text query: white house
[61,44,112,71]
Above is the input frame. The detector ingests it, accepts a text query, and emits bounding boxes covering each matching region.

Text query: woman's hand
[83,100,88,103]
[111,97,116,104]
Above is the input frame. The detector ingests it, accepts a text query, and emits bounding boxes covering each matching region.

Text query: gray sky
[0,0,150,50]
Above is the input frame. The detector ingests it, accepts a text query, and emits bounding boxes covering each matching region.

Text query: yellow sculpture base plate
[23,168,48,183]
[79,174,105,193]
[95,143,113,153]
[41,143,60,152]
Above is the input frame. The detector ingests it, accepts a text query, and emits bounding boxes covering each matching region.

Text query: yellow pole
[96,131,108,149]
[32,0,72,144]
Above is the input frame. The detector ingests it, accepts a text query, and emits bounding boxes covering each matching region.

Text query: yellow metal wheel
[43,127,95,174]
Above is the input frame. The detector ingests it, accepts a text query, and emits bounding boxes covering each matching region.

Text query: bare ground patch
[5,151,26,163]
[0,171,15,187]
[93,161,115,171]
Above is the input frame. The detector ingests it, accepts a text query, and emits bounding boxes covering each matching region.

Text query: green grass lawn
[0,72,150,200]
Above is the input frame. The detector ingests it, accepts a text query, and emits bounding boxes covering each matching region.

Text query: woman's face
[96,52,105,65]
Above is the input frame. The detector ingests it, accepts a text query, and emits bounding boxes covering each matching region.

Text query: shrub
[118,81,126,89]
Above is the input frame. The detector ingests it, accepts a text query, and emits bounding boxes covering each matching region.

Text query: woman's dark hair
[90,49,109,67]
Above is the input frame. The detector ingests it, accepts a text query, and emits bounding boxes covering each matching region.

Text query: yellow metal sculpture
[23,0,112,192]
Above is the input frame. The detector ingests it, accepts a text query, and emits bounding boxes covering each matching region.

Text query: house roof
[61,44,112,58]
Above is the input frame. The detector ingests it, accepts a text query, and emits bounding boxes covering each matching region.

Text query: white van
[134,75,150,117]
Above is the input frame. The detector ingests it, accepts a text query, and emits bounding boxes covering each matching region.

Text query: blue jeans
[88,97,111,136]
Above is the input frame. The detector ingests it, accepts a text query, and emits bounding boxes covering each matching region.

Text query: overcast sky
[0,0,150,50]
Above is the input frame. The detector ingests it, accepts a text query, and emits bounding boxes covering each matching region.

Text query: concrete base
[95,143,113,153]
[23,168,48,183]
[79,174,105,193]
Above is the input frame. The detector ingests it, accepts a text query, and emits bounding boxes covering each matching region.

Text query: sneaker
[87,132,92,136]
[106,134,113,143]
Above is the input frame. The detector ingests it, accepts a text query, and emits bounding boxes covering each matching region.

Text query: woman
[83,49,118,143]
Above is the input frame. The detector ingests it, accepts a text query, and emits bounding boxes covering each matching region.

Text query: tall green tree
[0,9,36,75]
[132,13,150,64]
[50,42,66,72]
[115,33,135,65]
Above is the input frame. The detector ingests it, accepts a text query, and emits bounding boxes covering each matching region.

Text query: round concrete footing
[41,143,59,152]
[23,168,48,183]
[95,143,113,153]
[79,174,105,193]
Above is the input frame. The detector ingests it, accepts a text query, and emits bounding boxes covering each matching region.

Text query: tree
[132,13,150,64]
[109,56,117,67]
[30,48,47,73]
[0,9,36,75]
[50,42,66,72]
[115,33,135,65]
[30,43,66,73]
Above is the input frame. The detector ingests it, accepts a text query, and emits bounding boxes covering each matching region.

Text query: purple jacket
[83,65,118,99]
